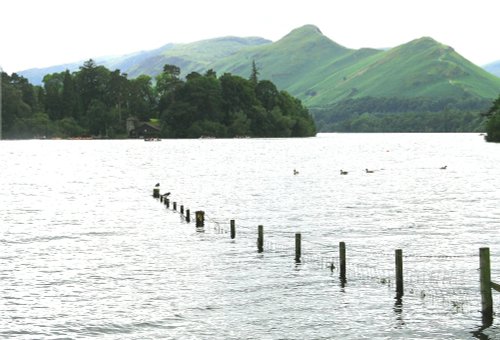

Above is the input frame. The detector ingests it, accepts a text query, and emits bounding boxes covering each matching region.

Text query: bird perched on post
[162,192,171,197]
[155,183,160,187]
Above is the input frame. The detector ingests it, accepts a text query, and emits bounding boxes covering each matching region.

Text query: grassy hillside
[337,37,500,100]
[113,36,271,78]
[210,28,500,107]
[212,25,357,102]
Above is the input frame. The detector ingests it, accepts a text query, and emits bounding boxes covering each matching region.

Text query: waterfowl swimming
[293,169,299,175]
[440,165,447,170]
[365,169,374,173]
[340,170,348,175]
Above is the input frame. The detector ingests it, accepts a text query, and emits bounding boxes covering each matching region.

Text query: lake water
[0,133,499,339]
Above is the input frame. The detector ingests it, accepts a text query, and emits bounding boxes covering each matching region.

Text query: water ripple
[0,135,499,339]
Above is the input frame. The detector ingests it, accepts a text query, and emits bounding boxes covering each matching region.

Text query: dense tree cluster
[1,60,155,138]
[312,96,490,132]
[158,65,316,138]
[485,95,500,142]
[0,60,316,139]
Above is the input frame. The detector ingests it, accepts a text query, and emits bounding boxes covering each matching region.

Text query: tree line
[0,60,316,139]
[312,96,490,132]
[485,94,500,142]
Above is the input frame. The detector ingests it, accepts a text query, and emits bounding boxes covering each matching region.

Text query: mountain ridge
[17,25,500,108]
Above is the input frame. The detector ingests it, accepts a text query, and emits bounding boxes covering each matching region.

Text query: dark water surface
[1,133,499,339]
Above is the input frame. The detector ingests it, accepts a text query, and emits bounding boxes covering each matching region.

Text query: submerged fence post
[230,220,235,239]
[339,242,346,282]
[186,209,190,223]
[295,233,301,263]
[195,211,205,228]
[180,205,184,214]
[257,225,264,253]
[153,188,160,198]
[395,249,404,297]
[173,202,177,211]
[480,247,493,320]
[166,199,170,208]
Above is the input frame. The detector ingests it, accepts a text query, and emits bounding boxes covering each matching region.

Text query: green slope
[116,36,271,78]
[209,27,500,107]
[212,25,356,98]
[329,37,500,101]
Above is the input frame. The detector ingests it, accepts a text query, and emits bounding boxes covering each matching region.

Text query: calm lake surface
[0,133,499,339]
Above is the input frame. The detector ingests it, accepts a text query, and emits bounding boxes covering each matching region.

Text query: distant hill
[484,60,500,77]
[19,62,83,86]
[19,36,271,84]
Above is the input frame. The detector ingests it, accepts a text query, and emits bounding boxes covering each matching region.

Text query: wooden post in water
[480,247,493,320]
[195,211,205,228]
[295,233,302,263]
[186,209,191,223]
[230,220,236,239]
[173,202,177,211]
[257,225,264,253]
[166,199,170,208]
[160,195,163,203]
[339,242,346,282]
[395,249,404,297]
[153,188,160,198]
[180,205,184,214]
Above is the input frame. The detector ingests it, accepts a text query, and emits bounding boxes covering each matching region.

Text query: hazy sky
[1,0,499,73]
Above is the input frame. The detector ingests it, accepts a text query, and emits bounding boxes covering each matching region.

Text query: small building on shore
[126,117,161,138]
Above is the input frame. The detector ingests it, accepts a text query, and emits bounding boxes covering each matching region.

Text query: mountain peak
[405,36,447,50]
[281,24,324,40]
[295,24,323,34]
[387,36,455,59]
[275,25,348,55]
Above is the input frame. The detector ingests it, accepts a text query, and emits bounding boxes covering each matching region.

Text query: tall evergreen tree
[249,60,259,86]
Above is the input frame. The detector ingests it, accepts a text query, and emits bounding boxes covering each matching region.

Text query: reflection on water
[0,133,499,339]
[471,316,493,339]
[394,297,405,329]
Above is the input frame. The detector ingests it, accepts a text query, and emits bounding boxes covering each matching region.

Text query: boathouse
[126,117,161,138]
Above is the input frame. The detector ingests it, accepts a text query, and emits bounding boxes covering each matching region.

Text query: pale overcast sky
[1,0,499,73]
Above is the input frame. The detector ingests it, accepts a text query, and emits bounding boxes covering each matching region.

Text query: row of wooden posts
[153,188,498,322]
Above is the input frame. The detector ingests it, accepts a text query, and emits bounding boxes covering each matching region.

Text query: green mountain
[211,26,500,107]
[18,24,500,132]
[211,25,358,104]
[108,36,271,78]
[20,25,500,102]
